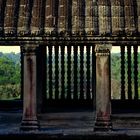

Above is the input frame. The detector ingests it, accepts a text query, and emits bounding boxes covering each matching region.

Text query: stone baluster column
[94,44,112,131]
[20,44,39,130]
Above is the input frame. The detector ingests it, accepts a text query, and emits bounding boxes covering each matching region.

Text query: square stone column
[94,44,112,131]
[20,44,39,131]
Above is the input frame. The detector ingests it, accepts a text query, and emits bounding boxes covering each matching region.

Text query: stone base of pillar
[20,119,39,131]
[94,117,112,131]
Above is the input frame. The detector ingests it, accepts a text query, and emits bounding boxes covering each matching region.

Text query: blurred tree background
[0,52,20,100]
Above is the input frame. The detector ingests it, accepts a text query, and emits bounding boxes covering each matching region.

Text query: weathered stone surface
[0,0,139,36]
[17,0,31,34]
[20,44,39,130]
[45,0,55,32]
[31,0,43,34]
[4,0,16,34]
[124,0,136,35]
[111,0,124,35]
[72,0,79,33]
[137,0,140,33]
[58,0,67,32]
[85,0,93,32]
[98,0,111,35]
[94,44,112,131]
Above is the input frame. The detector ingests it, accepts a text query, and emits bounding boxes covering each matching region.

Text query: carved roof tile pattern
[0,0,139,36]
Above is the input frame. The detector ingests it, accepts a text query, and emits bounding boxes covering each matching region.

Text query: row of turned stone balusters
[21,45,139,101]
[46,45,94,100]
[121,45,139,100]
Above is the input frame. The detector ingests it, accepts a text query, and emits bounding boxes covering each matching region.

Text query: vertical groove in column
[137,0,140,33]
[31,0,45,34]
[67,0,72,32]
[93,0,99,35]
[121,46,125,100]
[67,45,72,99]
[86,45,91,100]
[40,0,46,34]
[79,0,85,32]
[53,0,59,31]
[133,0,138,33]
[80,45,84,100]
[134,45,138,100]
[55,46,59,100]
[61,45,65,99]
[0,0,6,34]
[73,45,78,100]
[14,0,20,34]
[48,45,53,100]
[127,46,132,100]
[92,45,96,102]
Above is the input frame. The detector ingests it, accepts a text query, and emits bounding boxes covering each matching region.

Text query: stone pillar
[20,44,39,131]
[94,44,112,131]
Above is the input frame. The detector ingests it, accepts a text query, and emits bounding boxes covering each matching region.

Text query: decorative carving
[22,44,38,56]
[0,0,139,37]
[95,44,112,56]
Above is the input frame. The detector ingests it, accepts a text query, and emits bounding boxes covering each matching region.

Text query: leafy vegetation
[0,52,20,100]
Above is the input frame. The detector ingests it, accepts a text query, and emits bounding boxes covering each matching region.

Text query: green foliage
[0,52,20,100]
[0,84,20,100]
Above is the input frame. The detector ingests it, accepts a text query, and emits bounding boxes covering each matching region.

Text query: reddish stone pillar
[20,44,39,130]
[94,44,112,131]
